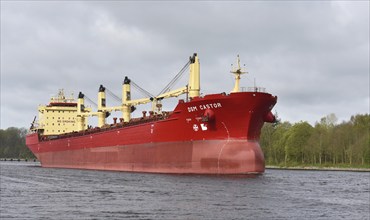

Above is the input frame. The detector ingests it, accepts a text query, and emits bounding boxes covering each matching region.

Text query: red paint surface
[26,92,277,174]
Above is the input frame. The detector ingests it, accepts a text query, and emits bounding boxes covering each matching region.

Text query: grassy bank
[0,158,38,162]
[266,163,370,172]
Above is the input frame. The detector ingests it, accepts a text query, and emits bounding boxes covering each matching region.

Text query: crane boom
[156,86,188,100]
[76,53,200,128]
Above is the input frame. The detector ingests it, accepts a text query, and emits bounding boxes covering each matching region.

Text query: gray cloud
[1,1,369,128]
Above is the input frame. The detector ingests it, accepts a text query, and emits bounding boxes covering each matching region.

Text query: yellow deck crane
[75,53,200,129]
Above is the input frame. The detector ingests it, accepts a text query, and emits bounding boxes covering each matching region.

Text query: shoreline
[0,158,38,162]
[1,159,369,172]
[266,165,370,172]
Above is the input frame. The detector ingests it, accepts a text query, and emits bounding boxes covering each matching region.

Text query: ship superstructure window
[36,92,91,135]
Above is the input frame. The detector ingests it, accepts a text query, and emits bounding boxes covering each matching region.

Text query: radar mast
[230,55,247,93]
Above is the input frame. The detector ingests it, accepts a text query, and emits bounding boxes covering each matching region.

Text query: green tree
[0,127,35,159]
[261,121,292,165]
[351,114,370,165]
[260,123,275,164]
[283,121,313,165]
[261,113,369,167]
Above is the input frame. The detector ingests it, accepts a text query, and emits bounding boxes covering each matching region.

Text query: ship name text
[57,120,76,123]
[188,102,222,112]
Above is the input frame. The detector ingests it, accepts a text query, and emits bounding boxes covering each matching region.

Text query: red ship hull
[26,92,277,174]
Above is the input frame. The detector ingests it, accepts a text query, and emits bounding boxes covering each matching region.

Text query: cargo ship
[26,53,277,174]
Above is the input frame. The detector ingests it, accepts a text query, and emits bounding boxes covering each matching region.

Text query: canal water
[0,161,369,219]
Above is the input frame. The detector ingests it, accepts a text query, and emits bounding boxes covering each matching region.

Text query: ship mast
[188,53,200,98]
[230,55,247,93]
[122,77,131,123]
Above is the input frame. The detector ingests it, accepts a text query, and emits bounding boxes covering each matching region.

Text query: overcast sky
[1,1,369,129]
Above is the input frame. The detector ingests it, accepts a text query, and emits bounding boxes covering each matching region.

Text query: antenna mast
[230,55,247,93]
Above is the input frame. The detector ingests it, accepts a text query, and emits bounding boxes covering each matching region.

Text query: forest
[260,113,370,168]
[0,113,369,167]
[0,127,35,159]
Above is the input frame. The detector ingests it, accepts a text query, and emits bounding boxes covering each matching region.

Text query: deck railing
[241,87,266,93]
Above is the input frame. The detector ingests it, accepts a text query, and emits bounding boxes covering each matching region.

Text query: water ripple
[0,161,369,220]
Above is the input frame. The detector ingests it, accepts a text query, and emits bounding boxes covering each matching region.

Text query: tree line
[260,113,370,167]
[0,113,369,168]
[0,127,35,159]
